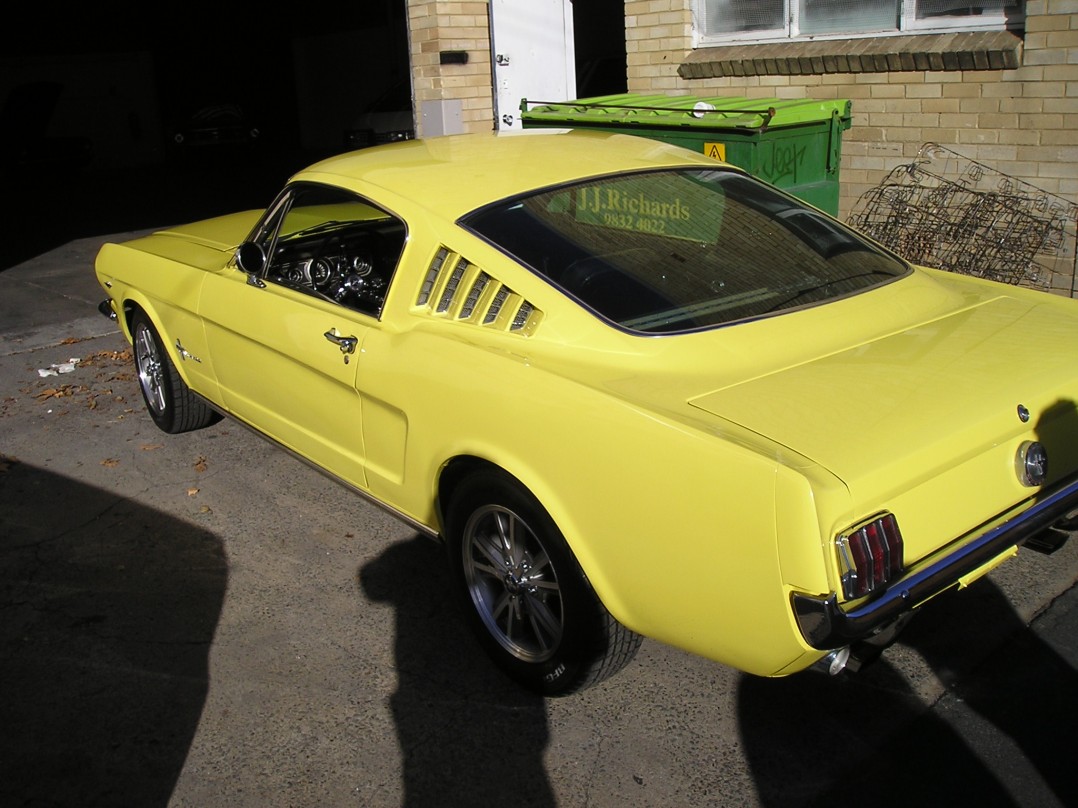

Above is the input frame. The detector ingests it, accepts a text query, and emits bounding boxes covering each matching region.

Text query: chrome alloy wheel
[134,322,167,416]
[461,504,564,662]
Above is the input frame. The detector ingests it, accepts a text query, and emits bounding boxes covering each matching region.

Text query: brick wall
[408,0,494,135]
[625,0,1078,221]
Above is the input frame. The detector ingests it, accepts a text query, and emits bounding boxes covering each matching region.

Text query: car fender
[357,325,814,675]
[96,242,221,404]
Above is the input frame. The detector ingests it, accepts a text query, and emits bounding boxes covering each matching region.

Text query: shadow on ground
[739,578,1078,807]
[360,534,557,808]
[0,459,227,807]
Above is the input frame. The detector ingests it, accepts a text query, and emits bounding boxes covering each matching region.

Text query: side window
[261,183,406,318]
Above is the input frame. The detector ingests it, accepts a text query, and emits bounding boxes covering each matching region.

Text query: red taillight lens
[836,514,904,600]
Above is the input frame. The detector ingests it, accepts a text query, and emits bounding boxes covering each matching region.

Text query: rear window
[461,168,908,334]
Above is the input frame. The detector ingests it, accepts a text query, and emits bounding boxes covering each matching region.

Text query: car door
[198,183,406,490]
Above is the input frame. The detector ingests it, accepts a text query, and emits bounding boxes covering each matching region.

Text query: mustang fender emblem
[175,339,202,363]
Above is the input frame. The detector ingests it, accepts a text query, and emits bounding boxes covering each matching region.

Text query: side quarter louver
[416,247,542,335]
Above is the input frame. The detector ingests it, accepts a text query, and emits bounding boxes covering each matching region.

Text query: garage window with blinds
[695,0,1024,44]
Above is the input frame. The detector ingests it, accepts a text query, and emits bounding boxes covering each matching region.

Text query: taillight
[835,513,904,600]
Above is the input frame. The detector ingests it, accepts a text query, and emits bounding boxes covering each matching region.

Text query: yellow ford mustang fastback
[96,129,1078,695]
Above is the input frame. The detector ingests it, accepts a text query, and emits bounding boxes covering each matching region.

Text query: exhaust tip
[814,647,851,676]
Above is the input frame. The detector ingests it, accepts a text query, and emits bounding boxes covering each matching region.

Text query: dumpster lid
[520,93,851,132]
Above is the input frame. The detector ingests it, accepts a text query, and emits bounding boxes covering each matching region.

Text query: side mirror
[236,242,266,275]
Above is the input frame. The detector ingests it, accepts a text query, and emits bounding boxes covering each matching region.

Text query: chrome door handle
[323,330,358,354]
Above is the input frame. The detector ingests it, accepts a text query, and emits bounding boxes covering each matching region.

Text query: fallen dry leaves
[34,385,81,401]
[24,346,137,415]
[79,348,133,367]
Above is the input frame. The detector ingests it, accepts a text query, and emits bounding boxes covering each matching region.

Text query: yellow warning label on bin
[704,142,727,161]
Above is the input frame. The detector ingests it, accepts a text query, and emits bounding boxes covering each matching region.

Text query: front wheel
[446,469,642,695]
[131,311,219,434]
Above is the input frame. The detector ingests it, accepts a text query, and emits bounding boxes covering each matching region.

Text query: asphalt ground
[1,162,1077,807]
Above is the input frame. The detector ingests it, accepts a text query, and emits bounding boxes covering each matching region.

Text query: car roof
[293,128,725,220]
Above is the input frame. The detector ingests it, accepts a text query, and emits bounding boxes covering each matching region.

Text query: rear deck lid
[689,294,1078,492]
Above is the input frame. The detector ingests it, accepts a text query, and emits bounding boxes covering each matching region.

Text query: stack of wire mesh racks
[847,142,1078,298]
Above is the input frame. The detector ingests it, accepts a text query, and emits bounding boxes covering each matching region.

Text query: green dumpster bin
[520,93,852,217]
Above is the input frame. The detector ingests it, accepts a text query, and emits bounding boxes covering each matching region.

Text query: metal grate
[512,301,534,331]
[418,248,449,306]
[485,287,510,324]
[437,258,468,313]
[459,272,491,319]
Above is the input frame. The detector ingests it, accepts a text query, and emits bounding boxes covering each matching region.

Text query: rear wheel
[131,311,219,434]
[446,469,642,695]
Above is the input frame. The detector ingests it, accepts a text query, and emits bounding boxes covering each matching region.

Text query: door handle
[324,330,358,354]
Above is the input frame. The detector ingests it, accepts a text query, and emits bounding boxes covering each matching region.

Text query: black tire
[130,311,220,434]
[446,469,642,696]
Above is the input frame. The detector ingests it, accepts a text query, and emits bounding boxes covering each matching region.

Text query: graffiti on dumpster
[758,142,807,186]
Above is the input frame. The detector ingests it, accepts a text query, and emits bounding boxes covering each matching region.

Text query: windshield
[461,168,909,334]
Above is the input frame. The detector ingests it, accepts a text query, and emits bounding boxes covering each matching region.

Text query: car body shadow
[0,460,226,807]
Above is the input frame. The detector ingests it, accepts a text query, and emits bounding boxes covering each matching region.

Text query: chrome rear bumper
[792,474,1078,650]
